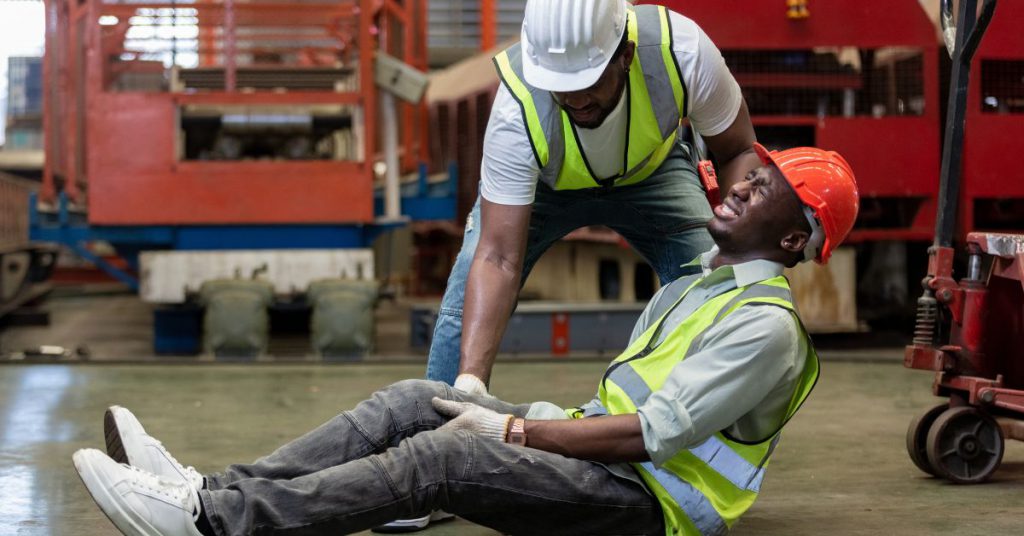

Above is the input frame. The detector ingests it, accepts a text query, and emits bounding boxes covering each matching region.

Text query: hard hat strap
[801,205,825,263]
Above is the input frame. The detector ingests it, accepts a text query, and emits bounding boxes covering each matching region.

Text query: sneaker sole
[104,408,129,465]
[371,513,454,534]
[73,451,158,536]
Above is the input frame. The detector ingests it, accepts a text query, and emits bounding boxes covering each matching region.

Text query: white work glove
[432,397,513,442]
[453,373,489,396]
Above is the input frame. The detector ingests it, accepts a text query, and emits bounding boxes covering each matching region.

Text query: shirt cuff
[479,188,534,206]
[638,402,695,467]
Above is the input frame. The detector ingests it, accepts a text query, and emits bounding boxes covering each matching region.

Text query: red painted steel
[551,313,569,357]
[651,1,938,48]
[42,0,429,225]
[986,389,1024,415]
[480,0,497,51]
[961,1,1024,234]
[650,1,942,242]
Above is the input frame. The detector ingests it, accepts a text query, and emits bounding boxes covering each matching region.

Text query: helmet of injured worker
[753,143,860,264]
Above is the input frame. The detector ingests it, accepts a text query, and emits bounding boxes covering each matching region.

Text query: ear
[780,230,809,255]
[620,41,636,69]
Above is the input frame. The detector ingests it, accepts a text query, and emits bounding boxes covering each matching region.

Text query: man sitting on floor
[73,143,858,536]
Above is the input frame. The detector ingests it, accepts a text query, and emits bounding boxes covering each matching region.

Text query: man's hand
[432,397,513,442]
[453,373,489,396]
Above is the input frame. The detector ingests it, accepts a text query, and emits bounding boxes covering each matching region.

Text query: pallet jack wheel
[925,406,1004,484]
[906,404,948,476]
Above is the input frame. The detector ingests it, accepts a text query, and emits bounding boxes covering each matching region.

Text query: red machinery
[960,0,1024,235]
[656,0,942,242]
[41,0,428,225]
[903,0,1024,484]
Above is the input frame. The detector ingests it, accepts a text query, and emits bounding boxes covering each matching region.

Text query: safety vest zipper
[601,347,653,391]
[601,287,687,391]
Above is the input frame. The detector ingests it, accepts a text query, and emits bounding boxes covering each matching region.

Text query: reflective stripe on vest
[492,4,686,191]
[688,436,766,493]
[598,276,819,536]
[639,462,728,536]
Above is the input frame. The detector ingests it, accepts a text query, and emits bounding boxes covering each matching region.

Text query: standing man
[428,0,761,396]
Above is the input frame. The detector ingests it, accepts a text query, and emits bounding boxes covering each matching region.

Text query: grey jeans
[200,379,664,536]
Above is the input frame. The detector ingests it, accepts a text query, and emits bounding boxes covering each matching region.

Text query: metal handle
[962,0,997,64]
[941,0,957,57]
[941,0,998,61]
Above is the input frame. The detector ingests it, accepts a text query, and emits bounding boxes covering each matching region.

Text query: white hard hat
[521,0,628,93]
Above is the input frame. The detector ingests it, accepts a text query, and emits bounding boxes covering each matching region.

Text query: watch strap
[507,417,527,446]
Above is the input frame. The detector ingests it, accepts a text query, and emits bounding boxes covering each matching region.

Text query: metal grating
[176,66,355,91]
[428,0,525,64]
[981,60,1024,114]
[724,47,926,117]
[99,0,361,92]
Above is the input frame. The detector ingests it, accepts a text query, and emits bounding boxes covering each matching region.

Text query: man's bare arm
[702,99,760,193]
[458,199,532,385]
[524,415,649,463]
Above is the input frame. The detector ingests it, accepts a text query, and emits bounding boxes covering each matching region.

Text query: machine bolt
[980,390,995,403]
[938,289,953,302]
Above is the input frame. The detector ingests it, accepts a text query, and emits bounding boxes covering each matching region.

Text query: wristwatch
[506,417,527,446]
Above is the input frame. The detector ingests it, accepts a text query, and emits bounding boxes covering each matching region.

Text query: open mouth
[714,198,742,220]
[567,105,599,120]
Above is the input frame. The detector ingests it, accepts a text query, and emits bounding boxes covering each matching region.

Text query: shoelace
[123,463,202,522]
[151,436,203,487]
[123,463,192,504]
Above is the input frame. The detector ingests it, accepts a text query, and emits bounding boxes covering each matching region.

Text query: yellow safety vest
[493,4,687,190]
[579,275,819,536]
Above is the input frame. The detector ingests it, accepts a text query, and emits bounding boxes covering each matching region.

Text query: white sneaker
[73,448,203,536]
[105,406,204,492]
[371,511,455,533]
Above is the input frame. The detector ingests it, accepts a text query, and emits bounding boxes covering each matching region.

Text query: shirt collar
[682,246,786,287]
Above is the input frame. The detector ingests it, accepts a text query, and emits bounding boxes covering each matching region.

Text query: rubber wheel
[925,406,1004,484]
[906,404,948,476]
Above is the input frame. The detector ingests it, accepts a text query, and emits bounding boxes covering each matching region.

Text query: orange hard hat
[753,143,860,264]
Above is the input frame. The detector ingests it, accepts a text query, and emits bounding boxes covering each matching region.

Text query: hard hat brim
[753,142,780,174]
[754,142,804,202]
[522,53,610,93]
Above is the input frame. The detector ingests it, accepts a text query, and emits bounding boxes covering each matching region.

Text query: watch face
[508,418,527,446]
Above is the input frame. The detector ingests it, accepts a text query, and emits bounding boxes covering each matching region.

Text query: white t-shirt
[479,11,742,206]
[575,88,628,180]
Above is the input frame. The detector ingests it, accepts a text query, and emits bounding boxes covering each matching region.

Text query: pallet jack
[903,0,1024,484]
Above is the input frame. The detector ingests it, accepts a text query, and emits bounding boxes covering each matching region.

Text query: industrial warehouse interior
[1,0,1023,535]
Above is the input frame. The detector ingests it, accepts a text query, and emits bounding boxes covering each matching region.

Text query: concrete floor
[2,359,1023,536]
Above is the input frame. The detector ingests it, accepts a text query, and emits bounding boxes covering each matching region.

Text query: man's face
[707,164,806,257]
[551,41,635,129]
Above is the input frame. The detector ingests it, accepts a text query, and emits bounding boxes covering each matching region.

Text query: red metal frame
[42,0,428,226]
[652,1,942,243]
[480,0,497,51]
[961,1,1024,236]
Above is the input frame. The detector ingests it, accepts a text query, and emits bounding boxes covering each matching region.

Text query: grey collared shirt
[528,248,808,468]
